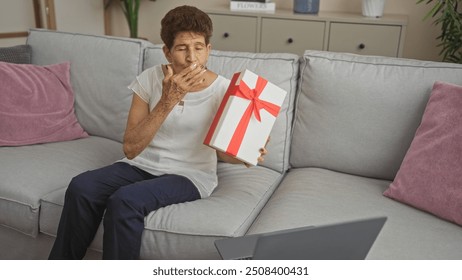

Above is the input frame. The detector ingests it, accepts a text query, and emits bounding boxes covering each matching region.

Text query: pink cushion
[383,81,462,225]
[0,61,88,146]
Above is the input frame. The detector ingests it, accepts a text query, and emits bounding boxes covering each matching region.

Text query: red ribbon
[205,72,282,157]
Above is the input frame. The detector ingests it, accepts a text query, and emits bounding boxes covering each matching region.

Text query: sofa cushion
[0,61,88,146]
[144,46,299,173]
[384,81,462,226]
[247,168,462,259]
[40,163,283,259]
[291,51,462,180]
[0,136,123,236]
[0,44,31,64]
[26,29,155,143]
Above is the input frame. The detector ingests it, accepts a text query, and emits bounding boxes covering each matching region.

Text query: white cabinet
[260,18,325,54]
[206,6,407,57]
[328,23,402,57]
[208,14,258,52]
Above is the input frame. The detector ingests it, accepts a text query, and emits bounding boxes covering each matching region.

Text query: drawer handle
[358,43,366,50]
[223,32,229,38]
[287,38,294,44]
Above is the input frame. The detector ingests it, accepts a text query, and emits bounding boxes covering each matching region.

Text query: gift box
[204,69,287,166]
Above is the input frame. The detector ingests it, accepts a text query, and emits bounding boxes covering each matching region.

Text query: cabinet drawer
[328,23,401,57]
[208,14,258,52]
[261,18,325,55]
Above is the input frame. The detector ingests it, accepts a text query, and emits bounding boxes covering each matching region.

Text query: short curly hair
[160,5,213,50]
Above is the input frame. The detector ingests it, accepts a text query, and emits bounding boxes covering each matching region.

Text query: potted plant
[104,0,157,38]
[417,0,462,63]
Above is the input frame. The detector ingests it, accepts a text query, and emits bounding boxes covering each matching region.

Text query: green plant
[105,0,157,38]
[120,0,141,38]
[417,0,462,63]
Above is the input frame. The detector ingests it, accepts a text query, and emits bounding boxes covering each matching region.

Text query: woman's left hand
[257,146,268,164]
[217,137,270,167]
[244,137,270,168]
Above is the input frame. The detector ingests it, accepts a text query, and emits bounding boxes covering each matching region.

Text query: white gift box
[204,69,287,166]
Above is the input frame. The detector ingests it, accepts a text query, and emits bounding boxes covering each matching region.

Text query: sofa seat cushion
[40,163,284,259]
[0,136,123,236]
[292,51,462,180]
[247,168,462,259]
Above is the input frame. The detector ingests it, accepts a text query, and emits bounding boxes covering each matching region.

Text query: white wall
[109,0,442,61]
[53,0,105,35]
[0,0,105,47]
[0,0,36,33]
[0,0,35,47]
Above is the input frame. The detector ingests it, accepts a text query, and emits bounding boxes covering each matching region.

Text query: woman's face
[163,31,211,74]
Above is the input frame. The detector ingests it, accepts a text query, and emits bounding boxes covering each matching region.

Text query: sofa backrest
[144,46,300,173]
[290,50,462,180]
[27,29,154,143]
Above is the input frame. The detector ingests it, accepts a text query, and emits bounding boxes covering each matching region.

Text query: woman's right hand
[161,63,206,108]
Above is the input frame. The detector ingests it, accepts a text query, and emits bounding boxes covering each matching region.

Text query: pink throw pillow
[0,61,88,146]
[383,81,462,225]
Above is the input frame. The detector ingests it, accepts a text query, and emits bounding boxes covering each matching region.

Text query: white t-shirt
[119,65,230,197]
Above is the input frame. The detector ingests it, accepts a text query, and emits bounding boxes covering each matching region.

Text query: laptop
[214,216,387,260]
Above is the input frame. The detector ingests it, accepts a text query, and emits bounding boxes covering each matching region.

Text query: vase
[362,0,386,18]
[293,0,320,14]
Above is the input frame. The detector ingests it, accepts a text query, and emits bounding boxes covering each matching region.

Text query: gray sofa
[1,29,461,260]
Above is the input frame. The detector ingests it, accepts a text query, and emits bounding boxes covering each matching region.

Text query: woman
[49,5,267,260]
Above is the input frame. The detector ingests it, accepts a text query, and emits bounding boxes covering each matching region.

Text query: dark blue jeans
[49,162,200,260]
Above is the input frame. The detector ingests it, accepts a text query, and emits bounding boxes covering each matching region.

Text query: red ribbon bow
[229,75,281,122]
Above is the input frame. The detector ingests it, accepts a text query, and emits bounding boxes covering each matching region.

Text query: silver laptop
[215,217,387,260]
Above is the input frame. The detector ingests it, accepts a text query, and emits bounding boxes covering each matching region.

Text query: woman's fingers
[161,64,207,108]
[181,64,206,82]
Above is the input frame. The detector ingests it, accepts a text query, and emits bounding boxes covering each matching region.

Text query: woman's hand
[245,137,270,167]
[257,146,268,164]
[160,63,206,108]
[217,137,270,167]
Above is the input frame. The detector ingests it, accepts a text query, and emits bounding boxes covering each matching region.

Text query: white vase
[362,0,386,18]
